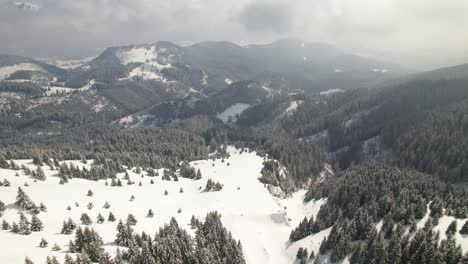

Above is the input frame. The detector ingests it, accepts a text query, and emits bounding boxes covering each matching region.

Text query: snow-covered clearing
[319,89,344,96]
[45,80,95,96]
[284,100,302,115]
[117,46,172,81]
[216,103,251,124]
[37,57,94,70]
[0,147,324,264]
[0,63,44,80]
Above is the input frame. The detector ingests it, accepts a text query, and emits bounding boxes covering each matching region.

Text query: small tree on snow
[97,213,105,224]
[127,214,137,226]
[30,214,44,232]
[108,212,116,222]
[147,209,154,218]
[80,213,92,225]
[39,237,48,248]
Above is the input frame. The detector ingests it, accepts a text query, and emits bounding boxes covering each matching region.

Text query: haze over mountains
[1,36,468,264]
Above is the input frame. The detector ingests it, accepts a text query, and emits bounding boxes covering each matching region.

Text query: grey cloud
[238,1,292,33]
[0,0,467,70]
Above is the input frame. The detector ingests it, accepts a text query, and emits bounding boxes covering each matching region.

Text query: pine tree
[2,219,10,230]
[24,256,34,264]
[446,220,458,237]
[18,213,31,235]
[16,187,34,211]
[108,212,116,222]
[51,244,61,251]
[68,240,76,253]
[34,167,46,181]
[39,237,48,248]
[96,213,105,224]
[115,220,134,247]
[147,209,154,218]
[460,220,468,234]
[127,214,137,226]
[30,214,44,231]
[87,189,93,197]
[64,254,75,264]
[87,201,94,210]
[0,200,5,217]
[80,213,92,225]
[103,201,111,209]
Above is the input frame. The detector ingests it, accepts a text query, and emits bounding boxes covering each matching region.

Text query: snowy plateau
[0,147,326,264]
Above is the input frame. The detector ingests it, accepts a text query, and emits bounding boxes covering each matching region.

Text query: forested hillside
[278,78,468,182]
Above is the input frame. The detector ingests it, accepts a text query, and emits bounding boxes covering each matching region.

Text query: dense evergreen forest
[278,79,468,182]
[290,165,468,263]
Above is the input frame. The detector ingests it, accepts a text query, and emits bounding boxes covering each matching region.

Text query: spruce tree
[80,213,92,225]
[446,220,458,237]
[127,214,137,226]
[39,237,48,248]
[2,219,10,230]
[30,214,44,232]
[460,220,468,234]
[147,209,154,218]
[108,212,116,222]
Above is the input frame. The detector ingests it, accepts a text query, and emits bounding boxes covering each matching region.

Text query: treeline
[225,128,325,191]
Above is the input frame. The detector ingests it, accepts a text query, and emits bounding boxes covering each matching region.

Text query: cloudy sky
[1,0,467,70]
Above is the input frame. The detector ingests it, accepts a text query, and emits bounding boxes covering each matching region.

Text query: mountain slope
[278,62,468,181]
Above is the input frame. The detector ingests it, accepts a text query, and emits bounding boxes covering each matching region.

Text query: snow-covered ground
[216,103,251,124]
[0,63,45,80]
[0,147,324,264]
[117,46,172,82]
[225,78,233,85]
[319,89,344,96]
[45,80,95,96]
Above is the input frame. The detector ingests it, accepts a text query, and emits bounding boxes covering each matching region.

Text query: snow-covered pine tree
[30,214,44,232]
[97,213,105,224]
[147,209,154,218]
[2,219,10,230]
[127,214,137,226]
[51,244,61,251]
[115,220,134,247]
[18,213,31,235]
[39,237,48,248]
[80,213,92,225]
[24,256,34,264]
[39,202,47,212]
[108,212,116,222]
[0,200,5,217]
[460,220,468,234]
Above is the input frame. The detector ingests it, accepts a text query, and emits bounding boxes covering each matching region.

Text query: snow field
[0,147,324,264]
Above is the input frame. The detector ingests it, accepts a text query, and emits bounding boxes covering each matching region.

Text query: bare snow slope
[217,103,251,124]
[0,147,324,264]
[0,63,45,80]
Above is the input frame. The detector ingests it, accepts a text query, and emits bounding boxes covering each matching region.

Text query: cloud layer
[1,0,467,69]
